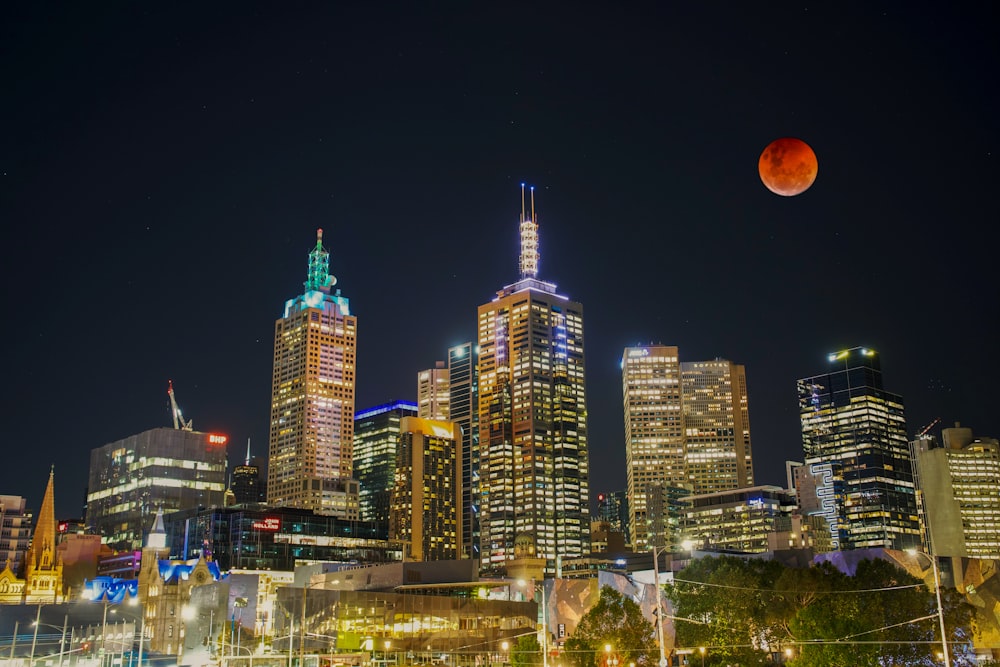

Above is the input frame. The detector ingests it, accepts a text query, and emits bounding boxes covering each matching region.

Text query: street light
[698,646,705,667]
[129,595,146,667]
[907,548,951,667]
[517,579,548,667]
[30,615,70,667]
[650,545,668,667]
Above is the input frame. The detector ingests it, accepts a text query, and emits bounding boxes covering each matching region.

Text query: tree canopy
[563,585,659,667]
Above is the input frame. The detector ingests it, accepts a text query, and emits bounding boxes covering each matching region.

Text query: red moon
[758,137,818,196]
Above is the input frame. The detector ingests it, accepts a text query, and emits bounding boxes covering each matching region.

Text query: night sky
[3,3,997,520]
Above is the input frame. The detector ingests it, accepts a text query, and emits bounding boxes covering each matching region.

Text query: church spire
[518,184,539,279]
[146,506,167,550]
[31,466,56,568]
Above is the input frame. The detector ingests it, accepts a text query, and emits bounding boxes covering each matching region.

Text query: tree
[512,633,541,667]
[563,586,657,667]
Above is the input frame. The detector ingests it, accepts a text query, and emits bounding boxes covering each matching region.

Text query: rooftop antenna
[245,437,252,466]
[518,184,539,279]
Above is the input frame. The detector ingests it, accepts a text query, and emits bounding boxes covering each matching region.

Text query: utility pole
[651,547,668,667]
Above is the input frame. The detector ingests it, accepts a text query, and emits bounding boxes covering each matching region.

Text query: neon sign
[251,517,281,531]
[208,434,228,445]
[627,348,649,358]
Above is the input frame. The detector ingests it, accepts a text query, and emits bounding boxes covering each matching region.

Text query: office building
[681,485,797,554]
[268,229,359,516]
[681,358,754,494]
[232,439,265,505]
[417,361,449,420]
[477,186,590,574]
[448,341,479,561]
[0,495,32,579]
[162,505,394,572]
[390,417,461,561]
[911,422,1000,558]
[622,345,687,550]
[797,347,920,551]
[354,401,418,525]
[86,427,228,550]
[595,490,629,536]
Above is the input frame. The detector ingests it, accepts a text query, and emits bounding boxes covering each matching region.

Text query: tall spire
[30,466,56,568]
[518,184,539,279]
[304,228,337,293]
[245,437,252,466]
[146,506,167,550]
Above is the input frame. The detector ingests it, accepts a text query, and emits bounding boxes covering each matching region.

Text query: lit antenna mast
[305,228,336,293]
[167,380,194,431]
[518,183,539,279]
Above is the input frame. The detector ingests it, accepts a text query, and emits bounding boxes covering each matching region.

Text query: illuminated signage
[58,522,68,533]
[627,348,649,358]
[208,434,228,445]
[251,517,281,531]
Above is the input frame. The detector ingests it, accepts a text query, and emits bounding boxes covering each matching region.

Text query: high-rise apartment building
[622,345,687,550]
[268,229,359,516]
[797,347,920,551]
[911,422,1000,558]
[448,342,479,560]
[418,361,450,420]
[353,401,418,526]
[681,358,754,494]
[477,187,589,574]
[390,417,461,561]
[86,427,228,549]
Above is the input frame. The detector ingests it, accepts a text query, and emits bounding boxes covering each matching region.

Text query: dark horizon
[2,3,996,520]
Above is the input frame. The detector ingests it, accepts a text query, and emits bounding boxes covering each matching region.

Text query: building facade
[911,422,1000,558]
[797,347,921,551]
[354,401,419,525]
[23,467,63,603]
[0,495,32,579]
[622,345,687,550]
[162,505,396,572]
[681,358,754,494]
[448,341,479,561]
[268,228,358,516]
[390,417,462,561]
[86,427,228,550]
[418,361,450,420]
[477,187,590,574]
[681,485,797,554]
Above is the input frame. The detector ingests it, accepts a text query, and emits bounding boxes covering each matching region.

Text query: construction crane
[916,417,941,438]
[167,379,194,431]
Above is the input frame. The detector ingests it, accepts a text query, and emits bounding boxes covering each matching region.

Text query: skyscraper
[353,400,418,526]
[232,439,266,505]
[681,358,754,494]
[417,361,450,420]
[448,341,479,560]
[390,417,462,561]
[622,345,687,550]
[797,347,920,551]
[477,186,589,574]
[268,229,359,516]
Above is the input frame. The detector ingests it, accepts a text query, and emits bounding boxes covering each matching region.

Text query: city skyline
[2,3,996,519]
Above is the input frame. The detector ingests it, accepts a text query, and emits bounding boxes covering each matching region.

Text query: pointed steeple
[304,228,337,293]
[31,466,57,569]
[518,184,539,279]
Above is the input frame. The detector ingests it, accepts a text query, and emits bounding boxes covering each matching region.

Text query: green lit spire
[304,228,336,293]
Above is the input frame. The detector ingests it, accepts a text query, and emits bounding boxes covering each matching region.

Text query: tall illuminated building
[232,439,265,505]
[911,422,1000,558]
[681,358,754,494]
[417,361,450,420]
[268,229,359,517]
[477,186,589,574]
[797,347,920,551]
[448,341,479,560]
[622,345,687,550]
[390,417,461,561]
[353,401,418,526]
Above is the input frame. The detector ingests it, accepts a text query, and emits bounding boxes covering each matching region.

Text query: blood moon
[758,137,818,196]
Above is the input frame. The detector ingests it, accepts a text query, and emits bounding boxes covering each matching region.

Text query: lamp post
[129,594,145,667]
[30,616,70,667]
[29,604,42,667]
[651,545,668,667]
[907,548,950,667]
[9,621,18,664]
[518,579,548,667]
[698,647,705,667]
